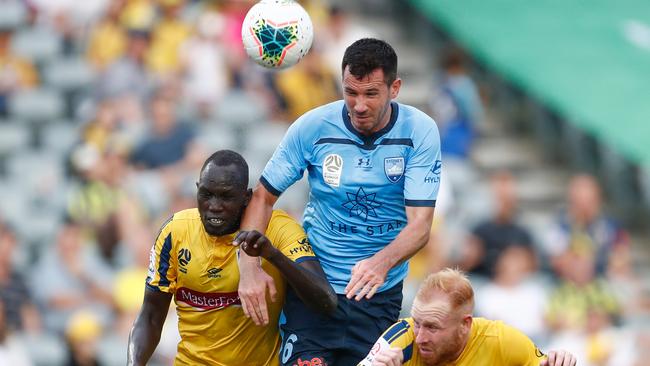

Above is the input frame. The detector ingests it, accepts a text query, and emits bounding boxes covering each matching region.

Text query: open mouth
[206,218,225,226]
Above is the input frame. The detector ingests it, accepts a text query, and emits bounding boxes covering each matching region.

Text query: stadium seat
[195,123,237,152]
[10,26,63,64]
[213,90,268,130]
[6,151,65,211]
[43,57,95,93]
[8,88,65,122]
[244,121,288,161]
[0,181,29,227]
[98,334,128,366]
[0,121,30,156]
[0,0,27,29]
[41,121,79,155]
[16,332,67,366]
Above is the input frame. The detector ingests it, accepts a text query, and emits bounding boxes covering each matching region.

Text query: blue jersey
[261,100,441,293]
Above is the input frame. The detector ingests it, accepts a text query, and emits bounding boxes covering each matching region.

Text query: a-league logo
[323,154,343,187]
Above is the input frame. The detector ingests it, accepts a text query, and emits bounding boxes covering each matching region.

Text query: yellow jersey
[146,209,316,366]
[359,317,546,366]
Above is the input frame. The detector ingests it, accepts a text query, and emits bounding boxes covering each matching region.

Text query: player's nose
[353,95,368,111]
[207,198,225,212]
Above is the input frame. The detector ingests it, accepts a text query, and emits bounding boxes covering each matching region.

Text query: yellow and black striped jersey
[359,317,546,366]
[147,208,316,366]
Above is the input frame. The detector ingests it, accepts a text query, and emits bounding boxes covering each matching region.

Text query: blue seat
[43,57,95,92]
[41,120,79,155]
[0,121,30,155]
[10,26,62,64]
[9,88,65,122]
[0,0,27,30]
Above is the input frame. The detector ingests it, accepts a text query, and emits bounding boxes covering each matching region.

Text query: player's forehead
[198,163,242,190]
[412,295,453,325]
[342,66,387,90]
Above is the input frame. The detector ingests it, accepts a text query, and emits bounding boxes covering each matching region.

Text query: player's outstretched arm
[235,230,337,315]
[540,350,577,366]
[346,206,434,300]
[127,288,172,366]
[235,183,281,325]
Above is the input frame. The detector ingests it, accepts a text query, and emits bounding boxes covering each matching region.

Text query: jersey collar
[342,102,399,146]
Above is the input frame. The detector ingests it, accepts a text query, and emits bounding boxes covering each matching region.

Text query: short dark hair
[200,150,249,187]
[341,38,397,85]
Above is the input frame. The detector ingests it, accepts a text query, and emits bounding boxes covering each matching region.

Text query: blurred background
[0,0,648,365]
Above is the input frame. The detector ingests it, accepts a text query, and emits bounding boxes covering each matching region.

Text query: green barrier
[409,0,650,166]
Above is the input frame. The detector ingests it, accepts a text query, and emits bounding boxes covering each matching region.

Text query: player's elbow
[416,225,431,251]
[320,290,338,316]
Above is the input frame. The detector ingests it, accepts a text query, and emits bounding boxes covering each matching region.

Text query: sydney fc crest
[384,157,404,183]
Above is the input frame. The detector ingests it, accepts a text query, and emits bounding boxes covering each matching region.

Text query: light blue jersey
[261,100,441,293]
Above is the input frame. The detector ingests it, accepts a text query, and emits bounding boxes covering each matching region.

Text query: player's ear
[461,314,472,334]
[390,77,401,99]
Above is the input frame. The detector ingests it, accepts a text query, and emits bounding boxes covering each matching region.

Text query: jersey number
[281,333,298,363]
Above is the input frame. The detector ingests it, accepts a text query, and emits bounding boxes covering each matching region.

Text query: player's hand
[233,230,275,259]
[371,347,403,366]
[236,251,277,326]
[345,256,389,301]
[540,350,577,366]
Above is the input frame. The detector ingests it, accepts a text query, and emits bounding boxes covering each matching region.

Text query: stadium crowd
[0,0,648,365]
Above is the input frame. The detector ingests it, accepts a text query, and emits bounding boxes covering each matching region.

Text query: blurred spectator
[0,299,32,366]
[146,0,191,76]
[546,248,620,332]
[68,144,125,231]
[546,306,638,366]
[130,91,196,169]
[179,10,231,118]
[428,47,483,159]
[545,174,630,276]
[0,222,40,333]
[0,27,39,116]
[119,0,156,30]
[319,5,374,82]
[95,28,152,101]
[30,219,115,334]
[28,0,109,53]
[65,310,103,366]
[81,99,121,153]
[475,244,548,342]
[86,0,127,70]
[459,171,533,278]
[273,46,338,121]
[215,0,252,62]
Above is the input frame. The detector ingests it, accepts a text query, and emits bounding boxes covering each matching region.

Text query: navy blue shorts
[279,282,403,366]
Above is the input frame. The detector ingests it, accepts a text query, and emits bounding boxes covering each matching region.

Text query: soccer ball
[241,0,313,69]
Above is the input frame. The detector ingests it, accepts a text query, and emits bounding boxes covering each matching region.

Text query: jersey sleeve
[404,120,441,207]
[499,322,546,366]
[265,210,317,263]
[146,217,178,293]
[260,118,310,196]
[358,319,416,366]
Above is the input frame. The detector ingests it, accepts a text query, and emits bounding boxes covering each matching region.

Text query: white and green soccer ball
[241,0,314,69]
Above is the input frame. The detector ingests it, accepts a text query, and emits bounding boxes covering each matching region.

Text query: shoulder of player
[158,208,200,237]
[293,100,344,130]
[473,317,528,345]
[471,317,501,337]
[396,103,438,130]
[267,209,301,230]
[381,318,415,344]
